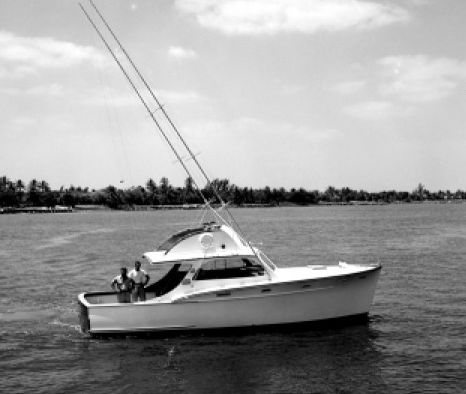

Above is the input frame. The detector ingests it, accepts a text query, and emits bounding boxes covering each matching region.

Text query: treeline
[1,175,465,208]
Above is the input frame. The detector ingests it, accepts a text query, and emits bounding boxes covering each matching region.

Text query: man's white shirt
[129,269,147,284]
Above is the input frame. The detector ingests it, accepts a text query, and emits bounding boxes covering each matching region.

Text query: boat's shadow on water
[90,313,372,340]
[76,316,389,394]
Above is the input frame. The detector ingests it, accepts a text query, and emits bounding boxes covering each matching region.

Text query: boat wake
[49,318,82,333]
[36,228,115,250]
[0,309,56,322]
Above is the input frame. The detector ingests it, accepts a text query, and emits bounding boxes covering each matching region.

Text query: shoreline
[1,199,464,214]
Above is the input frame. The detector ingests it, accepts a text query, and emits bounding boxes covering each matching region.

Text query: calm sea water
[0,205,465,394]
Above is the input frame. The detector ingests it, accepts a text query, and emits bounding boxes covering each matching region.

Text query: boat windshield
[145,263,192,296]
[193,257,265,281]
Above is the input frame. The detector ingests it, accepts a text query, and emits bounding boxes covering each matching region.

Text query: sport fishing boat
[77,1,381,335]
[79,221,381,334]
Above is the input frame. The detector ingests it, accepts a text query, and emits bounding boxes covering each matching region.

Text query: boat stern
[78,293,90,333]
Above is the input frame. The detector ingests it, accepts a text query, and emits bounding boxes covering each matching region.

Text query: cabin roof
[143,223,254,264]
[156,222,219,253]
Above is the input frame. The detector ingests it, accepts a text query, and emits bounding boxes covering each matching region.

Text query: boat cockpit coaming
[82,254,272,305]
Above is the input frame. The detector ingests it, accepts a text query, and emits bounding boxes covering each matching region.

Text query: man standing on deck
[129,260,150,302]
[111,267,134,303]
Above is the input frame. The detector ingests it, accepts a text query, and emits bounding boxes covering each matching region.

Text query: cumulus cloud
[378,55,466,102]
[175,0,408,35]
[0,30,106,77]
[168,46,198,59]
[342,54,466,120]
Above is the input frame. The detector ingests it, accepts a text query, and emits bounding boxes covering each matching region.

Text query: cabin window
[193,257,265,280]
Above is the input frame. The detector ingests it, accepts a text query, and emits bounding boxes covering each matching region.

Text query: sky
[0,0,465,192]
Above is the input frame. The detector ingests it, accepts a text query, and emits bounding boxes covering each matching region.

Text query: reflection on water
[76,324,387,394]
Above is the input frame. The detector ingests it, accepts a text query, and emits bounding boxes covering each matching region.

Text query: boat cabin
[83,223,275,305]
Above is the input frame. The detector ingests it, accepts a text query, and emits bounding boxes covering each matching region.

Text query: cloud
[0,30,106,77]
[185,117,341,147]
[27,83,64,96]
[341,54,466,120]
[168,46,198,59]
[304,128,343,144]
[378,55,466,102]
[160,89,203,103]
[175,0,408,35]
[331,80,366,95]
[281,84,306,95]
[0,83,64,96]
[83,87,204,107]
[344,100,395,120]
[11,116,36,128]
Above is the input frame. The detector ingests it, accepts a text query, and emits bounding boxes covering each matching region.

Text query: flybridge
[143,224,256,265]
[156,223,221,253]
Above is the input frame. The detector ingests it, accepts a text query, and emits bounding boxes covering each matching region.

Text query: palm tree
[27,179,39,205]
[39,180,50,193]
[28,179,37,192]
[414,183,425,201]
[16,179,25,193]
[159,177,170,204]
[146,178,158,204]
[14,179,25,205]
[184,177,198,203]
[0,176,8,192]
[323,186,337,202]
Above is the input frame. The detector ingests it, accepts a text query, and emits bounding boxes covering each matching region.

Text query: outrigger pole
[79,2,252,243]
[84,1,255,242]
[78,4,210,205]
[87,0,226,207]
[86,2,249,235]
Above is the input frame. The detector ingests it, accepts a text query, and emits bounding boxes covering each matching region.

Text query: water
[1,205,465,393]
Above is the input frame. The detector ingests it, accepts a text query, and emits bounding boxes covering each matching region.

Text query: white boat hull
[79,266,381,334]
